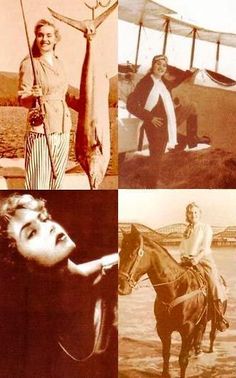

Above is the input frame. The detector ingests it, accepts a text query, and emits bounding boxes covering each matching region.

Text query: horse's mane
[142,233,181,267]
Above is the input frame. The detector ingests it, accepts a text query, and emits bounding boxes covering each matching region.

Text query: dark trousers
[144,122,168,188]
[142,102,198,187]
[176,103,198,147]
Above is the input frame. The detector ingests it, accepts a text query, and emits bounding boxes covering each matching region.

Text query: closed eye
[27,229,37,240]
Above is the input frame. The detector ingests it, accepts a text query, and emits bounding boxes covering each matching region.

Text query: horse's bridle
[119,237,144,288]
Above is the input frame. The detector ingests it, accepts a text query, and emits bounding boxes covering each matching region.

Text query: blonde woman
[0,193,117,376]
[18,19,77,189]
[180,202,229,332]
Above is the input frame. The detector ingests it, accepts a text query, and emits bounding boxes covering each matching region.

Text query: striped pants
[25,132,70,190]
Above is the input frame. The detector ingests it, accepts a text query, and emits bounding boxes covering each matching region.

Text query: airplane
[118,0,236,157]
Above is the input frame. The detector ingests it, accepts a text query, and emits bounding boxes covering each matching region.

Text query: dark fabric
[0,269,117,378]
[126,71,193,187]
[186,114,198,147]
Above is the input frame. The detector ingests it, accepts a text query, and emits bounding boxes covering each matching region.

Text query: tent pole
[162,18,170,55]
[190,28,197,69]
[135,23,142,71]
[215,40,220,72]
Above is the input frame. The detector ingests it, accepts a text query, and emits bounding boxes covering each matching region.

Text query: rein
[119,237,144,288]
[119,239,191,289]
[152,269,190,287]
[120,237,207,314]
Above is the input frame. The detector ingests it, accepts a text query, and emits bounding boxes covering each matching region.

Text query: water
[119,247,236,377]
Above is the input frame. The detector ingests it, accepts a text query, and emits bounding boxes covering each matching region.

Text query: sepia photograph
[0,0,118,190]
[118,0,236,189]
[119,189,236,377]
[0,190,118,377]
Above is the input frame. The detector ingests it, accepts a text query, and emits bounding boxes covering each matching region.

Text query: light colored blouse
[180,222,213,263]
[18,55,72,134]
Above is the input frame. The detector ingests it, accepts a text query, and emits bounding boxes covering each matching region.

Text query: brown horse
[119,225,226,378]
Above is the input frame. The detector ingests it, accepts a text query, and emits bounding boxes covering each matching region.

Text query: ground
[119,147,236,189]
[119,248,236,377]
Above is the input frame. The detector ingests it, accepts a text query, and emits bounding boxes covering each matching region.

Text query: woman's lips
[55,233,66,245]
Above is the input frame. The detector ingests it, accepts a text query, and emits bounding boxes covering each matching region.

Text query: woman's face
[7,209,75,267]
[186,206,201,225]
[36,25,57,55]
[152,59,168,78]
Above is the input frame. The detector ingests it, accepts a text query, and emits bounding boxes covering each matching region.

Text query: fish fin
[48,8,87,33]
[94,1,118,29]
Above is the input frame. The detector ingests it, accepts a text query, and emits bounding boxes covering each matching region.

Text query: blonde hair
[0,194,49,266]
[185,202,201,223]
[32,19,61,57]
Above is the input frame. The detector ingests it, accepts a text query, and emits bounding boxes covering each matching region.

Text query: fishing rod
[19,0,57,180]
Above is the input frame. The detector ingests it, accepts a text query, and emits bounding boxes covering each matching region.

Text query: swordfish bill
[48,2,118,189]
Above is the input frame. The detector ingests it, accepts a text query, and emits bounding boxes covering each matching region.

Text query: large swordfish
[48,2,117,189]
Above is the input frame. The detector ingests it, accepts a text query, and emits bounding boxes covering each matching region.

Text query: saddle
[181,262,229,331]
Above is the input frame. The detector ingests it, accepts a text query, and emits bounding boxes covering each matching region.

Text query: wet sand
[119,248,236,377]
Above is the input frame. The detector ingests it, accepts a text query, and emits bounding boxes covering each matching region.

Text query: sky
[0,0,117,86]
[119,189,236,228]
[119,0,236,79]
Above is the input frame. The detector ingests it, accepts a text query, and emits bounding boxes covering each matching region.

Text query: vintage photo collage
[0,0,236,377]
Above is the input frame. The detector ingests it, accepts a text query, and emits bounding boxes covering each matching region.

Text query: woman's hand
[101,253,118,274]
[31,85,43,98]
[181,255,198,266]
[151,116,163,128]
[190,257,198,266]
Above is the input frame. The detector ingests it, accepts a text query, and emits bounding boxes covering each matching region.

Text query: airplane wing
[119,0,176,27]
[119,0,236,48]
[165,14,236,48]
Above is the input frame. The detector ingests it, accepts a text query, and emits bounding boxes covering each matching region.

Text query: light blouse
[180,222,213,263]
[18,55,72,134]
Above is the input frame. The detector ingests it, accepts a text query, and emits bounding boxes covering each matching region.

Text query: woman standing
[126,55,207,188]
[18,19,74,189]
[180,202,229,332]
[127,55,175,188]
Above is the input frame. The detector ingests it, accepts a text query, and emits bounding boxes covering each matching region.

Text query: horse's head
[119,225,149,295]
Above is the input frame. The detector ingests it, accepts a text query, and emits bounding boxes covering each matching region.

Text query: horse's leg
[208,301,217,353]
[179,334,194,378]
[193,308,208,356]
[158,330,172,378]
[209,319,217,353]
[193,322,206,356]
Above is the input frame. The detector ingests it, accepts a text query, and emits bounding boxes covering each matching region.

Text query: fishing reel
[29,108,44,127]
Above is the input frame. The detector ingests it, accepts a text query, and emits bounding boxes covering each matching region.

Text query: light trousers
[25,132,70,190]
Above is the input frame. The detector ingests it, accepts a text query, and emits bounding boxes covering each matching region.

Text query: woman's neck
[191,221,200,227]
[41,51,54,66]
[152,73,162,80]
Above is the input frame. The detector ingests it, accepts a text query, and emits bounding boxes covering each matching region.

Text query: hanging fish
[48,1,117,189]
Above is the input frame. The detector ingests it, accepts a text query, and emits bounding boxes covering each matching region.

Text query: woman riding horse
[180,202,229,332]
[119,223,227,378]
